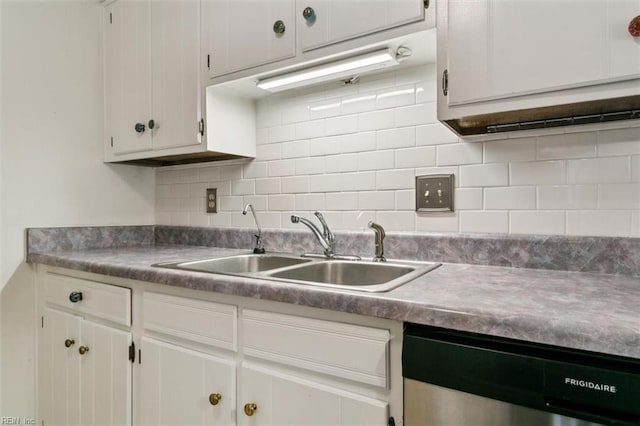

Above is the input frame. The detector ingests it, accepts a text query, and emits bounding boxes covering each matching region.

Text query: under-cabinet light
[256,48,401,92]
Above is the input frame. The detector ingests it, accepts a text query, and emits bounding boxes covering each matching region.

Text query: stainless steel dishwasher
[403,324,640,426]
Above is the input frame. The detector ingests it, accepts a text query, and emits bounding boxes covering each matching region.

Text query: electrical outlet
[206,188,217,213]
[415,174,454,212]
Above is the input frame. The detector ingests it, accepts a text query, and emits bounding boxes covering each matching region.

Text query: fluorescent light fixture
[256,48,400,92]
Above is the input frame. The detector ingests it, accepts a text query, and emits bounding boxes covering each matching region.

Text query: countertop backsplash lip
[27,225,640,277]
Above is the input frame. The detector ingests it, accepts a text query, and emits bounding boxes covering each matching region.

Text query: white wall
[0,1,155,417]
[157,64,640,237]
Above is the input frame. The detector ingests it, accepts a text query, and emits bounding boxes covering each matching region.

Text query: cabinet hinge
[207,54,210,69]
[129,341,135,363]
[109,12,112,24]
[41,316,44,329]
[110,136,114,147]
[442,69,448,96]
[199,118,205,137]
[423,0,429,9]
[388,417,396,426]
[139,349,142,364]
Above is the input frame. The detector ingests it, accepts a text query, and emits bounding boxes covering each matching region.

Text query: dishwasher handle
[544,397,639,426]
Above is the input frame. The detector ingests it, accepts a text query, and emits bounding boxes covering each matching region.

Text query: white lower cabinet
[139,337,236,426]
[39,307,132,426]
[239,364,388,426]
[37,267,401,426]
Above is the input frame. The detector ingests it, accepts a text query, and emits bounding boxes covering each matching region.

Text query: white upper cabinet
[204,0,296,78]
[297,0,425,52]
[438,0,640,135]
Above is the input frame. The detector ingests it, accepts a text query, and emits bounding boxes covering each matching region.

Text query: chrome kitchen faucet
[243,203,265,254]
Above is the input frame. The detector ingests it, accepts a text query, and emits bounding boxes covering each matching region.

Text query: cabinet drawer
[44,272,131,326]
[242,310,390,388]
[143,292,237,352]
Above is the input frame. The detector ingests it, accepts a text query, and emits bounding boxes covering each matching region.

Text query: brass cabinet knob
[629,15,640,37]
[64,339,75,348]
[208,393,222,406]
[243,403,257,416]
[78,346,90,355]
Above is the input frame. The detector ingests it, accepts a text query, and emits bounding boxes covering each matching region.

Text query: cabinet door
[39,308,82,426]
[139,337,236,426]
[203,0,295,78]
[445,0,640,106]
[104,0,152,155]
[297,0,424,52]
[150,0,202,150]
[79,319,132,426]
[239,364,388,426]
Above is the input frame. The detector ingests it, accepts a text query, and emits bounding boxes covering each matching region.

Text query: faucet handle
[368,221,386,262]
[314,211,334,241]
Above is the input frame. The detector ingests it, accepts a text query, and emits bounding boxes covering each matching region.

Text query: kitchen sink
[154,253,439,292]
[157,253,311,274]
[266,260,439,292]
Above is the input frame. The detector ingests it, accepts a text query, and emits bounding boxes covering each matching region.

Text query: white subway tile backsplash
[325,153,358,173]
[484,187,536,210]
[510,161,565,185]
[537,132,597,160]
[395,146,436,169]
[231,180,255,196]
[375,211,415,231]
[295,119,325,140]
[460,211,509,233]
[268,194,295,211]
[243,162,268,179]
[416,214,459,232]
[567,211,631,237]
[395,102,437,127]
[358,191,395,210]
[597,183,640,209]
[597,127,640,156]
[459,164,508,187]
[376,169,414,190]
[281,176,309,193]
[455,188,483,210]
[510,211,565,235]
[342,172,377,191]
[537,185,597,210]
[295,193,326,211]
[295,157,326,175]
[268,159,296,177]
[377,127,416,150]
[326,192,359,211]
[256,143,282,161]
[255,178,281,195]
[340,132,376,153]
[309,136,341,157]
[358,150,395,171]
[376,85,416,110]
[358,109,395,132]
[484,138,536,163]
[438,143,483,166]
[326,114,358,136]
[567,157,630,184]
[416,123,459,146]
[282,140,310,159]
[268,124,296,143]
[156,63,640,238]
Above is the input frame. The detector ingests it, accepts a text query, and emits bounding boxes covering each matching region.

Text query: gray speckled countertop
[27,244,640,360]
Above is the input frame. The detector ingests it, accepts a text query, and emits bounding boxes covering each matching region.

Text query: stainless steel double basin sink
[154,253,440,292]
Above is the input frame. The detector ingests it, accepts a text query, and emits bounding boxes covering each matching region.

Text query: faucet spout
[368,221,386,262]
[243,204,265,254]
[290,214,333,257]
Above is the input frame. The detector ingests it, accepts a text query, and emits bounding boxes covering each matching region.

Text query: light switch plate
[206,188,217,213]
[416,174,454,212]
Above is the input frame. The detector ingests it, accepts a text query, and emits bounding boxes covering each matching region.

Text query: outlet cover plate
[206,188,218,213]
[416,174,454,212]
